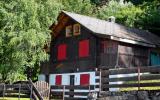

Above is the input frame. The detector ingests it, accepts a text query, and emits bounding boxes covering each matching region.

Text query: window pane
[79,40,89,57]
[58,44,67,60]
[66,26,72,37]
[74,24,80,36]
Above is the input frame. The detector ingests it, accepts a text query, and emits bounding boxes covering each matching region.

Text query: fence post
[63,85,65,100]
[30,85,33,99]
[99,69,102,92]
[18,84,21,100]
[3,84,5,99]
[138,67,141,90]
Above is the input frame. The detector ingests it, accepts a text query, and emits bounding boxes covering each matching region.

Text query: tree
[97,0,143,27]
[124,0,155,5]
[0,0,95,83]
[0,0,63,83]
[1,0,159,83]
[136,1,160,36]
[61,0,95,16]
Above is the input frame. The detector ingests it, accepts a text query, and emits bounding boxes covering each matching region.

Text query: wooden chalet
[39,11,160,99]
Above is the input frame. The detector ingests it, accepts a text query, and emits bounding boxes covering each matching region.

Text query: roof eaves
[110,36,156,48]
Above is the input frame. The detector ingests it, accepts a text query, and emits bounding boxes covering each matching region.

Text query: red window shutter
[80,74,90,86]
[55,75,62,85]
[58,44,67,60]
[79,40,89,57]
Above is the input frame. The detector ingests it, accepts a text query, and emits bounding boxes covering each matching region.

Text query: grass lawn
[0,98,58,100]
[120,80,160,91]
[0,98,30,100]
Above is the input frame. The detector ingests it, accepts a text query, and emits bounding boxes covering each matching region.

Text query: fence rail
[50,85,99,99]
[98,66,160,91]
[0,84,31,99]
[0,79,46,100]
[1,66,160,99]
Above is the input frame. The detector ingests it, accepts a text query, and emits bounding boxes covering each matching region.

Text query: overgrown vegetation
[0,0,159,83]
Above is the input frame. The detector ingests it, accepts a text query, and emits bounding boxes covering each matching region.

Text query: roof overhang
[110,36,156,48]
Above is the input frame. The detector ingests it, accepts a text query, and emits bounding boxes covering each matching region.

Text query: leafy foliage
[0,0,95,83]
[61,0,95,16]
[0,0,62,82]
[136,1,160,36]
[0,0,159,83]
[124,0,155,5]
[97,1,143,27]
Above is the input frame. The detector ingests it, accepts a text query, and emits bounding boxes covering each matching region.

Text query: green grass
[0,98,59,100]
[120,80,160,91]
[0,98,30,100]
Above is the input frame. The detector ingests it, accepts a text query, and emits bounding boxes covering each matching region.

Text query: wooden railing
[97,66,160,91]
[50,85,99,99]
[28,79,43,100]
[0,79,45,100]
[1,66,160,99]
[0,84,31,99]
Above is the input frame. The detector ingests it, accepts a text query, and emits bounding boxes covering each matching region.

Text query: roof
[51,11,160,47]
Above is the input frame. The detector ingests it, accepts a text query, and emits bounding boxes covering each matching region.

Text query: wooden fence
[0,84,31,99]
[0,79,48,100]
[1,66,160,99]
[50,85,99,100]
[97,66,160,92]
[49,66,160,99]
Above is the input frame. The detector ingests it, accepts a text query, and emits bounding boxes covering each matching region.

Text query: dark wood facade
[48,18,151,74]
[50,19,98,73]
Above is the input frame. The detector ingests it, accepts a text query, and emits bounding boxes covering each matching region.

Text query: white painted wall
[74,73,80,85]
[62,74,70,85]
[49,71,96,86]
[49,74,56,85]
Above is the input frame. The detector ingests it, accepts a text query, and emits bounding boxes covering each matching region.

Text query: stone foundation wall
[98,91,160,100]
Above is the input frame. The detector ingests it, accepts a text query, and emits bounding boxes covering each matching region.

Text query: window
[73,24,80,36]
[79,40,89,57]
[58,44,67,60]
[66,25,72,37]
[55,75,62,85]
[80,74,90,86]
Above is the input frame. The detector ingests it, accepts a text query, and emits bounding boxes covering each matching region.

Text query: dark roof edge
[110,35,156,47]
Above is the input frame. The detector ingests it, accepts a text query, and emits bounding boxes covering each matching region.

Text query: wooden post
[138,67,141,90]
[28,78,43,100]
[3,84,5,99]
[18,84,21,100]
[63,85,65,100]
[99,69,102,92]
[30,85,33,99]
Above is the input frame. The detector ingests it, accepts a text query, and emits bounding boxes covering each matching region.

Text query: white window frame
[66,25,72,37]
[73,24,80,36]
